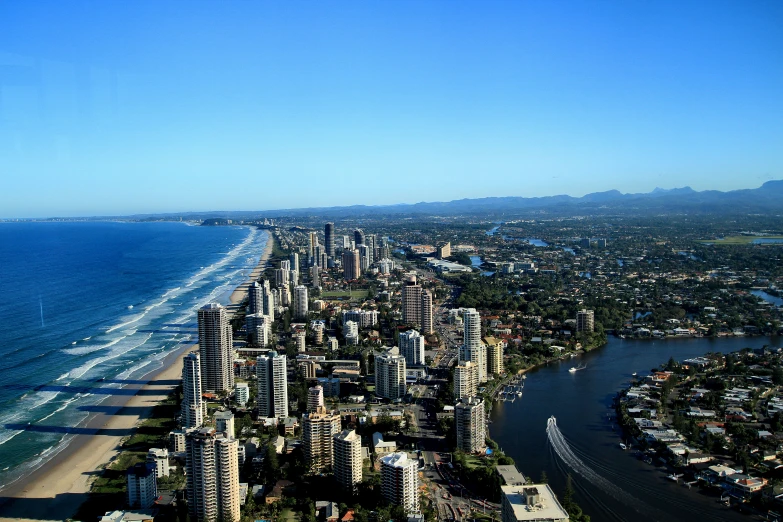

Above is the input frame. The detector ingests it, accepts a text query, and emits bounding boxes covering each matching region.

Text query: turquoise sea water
[0,221,267,489]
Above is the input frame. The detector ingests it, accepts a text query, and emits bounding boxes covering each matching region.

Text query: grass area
[697,235,783,245]
[320,290,359,298]
[281,508,302,522]
[463,455,484,470]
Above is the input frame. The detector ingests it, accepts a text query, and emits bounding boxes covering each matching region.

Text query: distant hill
[67,180,783,221]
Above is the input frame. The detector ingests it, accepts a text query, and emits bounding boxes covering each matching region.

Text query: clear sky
[1,1,782,217]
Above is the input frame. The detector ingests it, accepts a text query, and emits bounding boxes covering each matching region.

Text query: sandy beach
[0,228,275,522]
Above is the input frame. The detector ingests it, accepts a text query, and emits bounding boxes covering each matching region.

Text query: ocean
[0,221,267,489]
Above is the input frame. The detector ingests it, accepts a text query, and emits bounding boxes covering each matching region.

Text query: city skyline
[1,2,782,218]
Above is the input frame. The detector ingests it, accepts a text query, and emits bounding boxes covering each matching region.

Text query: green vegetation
[696,235,783,245]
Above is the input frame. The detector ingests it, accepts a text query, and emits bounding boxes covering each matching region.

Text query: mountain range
[128,180,783,220]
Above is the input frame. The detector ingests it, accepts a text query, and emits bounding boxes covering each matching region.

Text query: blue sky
[1,1,781,217]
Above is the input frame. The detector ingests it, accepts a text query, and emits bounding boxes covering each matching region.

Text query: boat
[568,364,587,373]
[619,443,627,450]
[667,473,683,482]
[632,372,637,376]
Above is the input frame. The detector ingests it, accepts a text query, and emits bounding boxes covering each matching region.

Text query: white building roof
[501,484,569,521]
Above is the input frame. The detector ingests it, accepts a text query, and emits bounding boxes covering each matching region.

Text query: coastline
[0,227,274,522]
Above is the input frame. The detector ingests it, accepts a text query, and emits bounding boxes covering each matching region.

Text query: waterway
[490,336,779,522]
[751,289,783,307]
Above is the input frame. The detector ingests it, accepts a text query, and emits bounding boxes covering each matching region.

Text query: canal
[490,336,780,522]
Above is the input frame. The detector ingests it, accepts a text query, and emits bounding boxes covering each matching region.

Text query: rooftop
[501,484,569,521]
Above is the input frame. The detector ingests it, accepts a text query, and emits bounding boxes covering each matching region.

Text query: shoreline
[0,228,274,522]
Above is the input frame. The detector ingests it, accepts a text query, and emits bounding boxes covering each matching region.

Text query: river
[490,336,780,522]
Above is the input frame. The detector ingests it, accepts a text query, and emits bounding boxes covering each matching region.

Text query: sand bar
[0,227,274,521]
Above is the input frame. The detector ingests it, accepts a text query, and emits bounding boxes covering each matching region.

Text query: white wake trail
[546,416,665,520]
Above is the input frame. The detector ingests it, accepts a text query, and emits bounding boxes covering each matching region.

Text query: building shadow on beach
[0,493,92,520]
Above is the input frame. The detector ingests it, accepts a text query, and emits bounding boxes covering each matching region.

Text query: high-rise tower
[182,352,204,428]
[302,406,341,472]
[334,429,362,493]
[374,350,407,400]
[198,304,234,393]
[185,427,240,522]
[421,290,434,334]
[455,397,486,454]
[380,452,419,512]
[325,223,335,259]
[460,308,487,383]
[257,351,289,418]
[401,274,422,326]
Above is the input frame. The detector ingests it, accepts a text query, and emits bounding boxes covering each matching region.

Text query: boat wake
[546,416,665,520]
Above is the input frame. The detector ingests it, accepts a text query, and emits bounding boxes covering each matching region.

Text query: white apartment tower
[182,352,204,429]
[127,462,157,509]
[421,290,434,334]
[248,281,263,315]
[460,308,487,383]
[399,329,425,366]
[257,351,289,418]
[374,351,407,400]
[294,285,309,320]
[185,427,240,522]
[147,448,170,478]
[454,361,479,401]
[334,429,363,493]
[198,304,234,393]
[302,406,341,472]
[380,452,420,512]
[307,385,325,412]
[455,397,486,454]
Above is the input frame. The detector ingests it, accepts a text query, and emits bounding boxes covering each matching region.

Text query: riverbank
[0,230,272,521]
[490,336,778,522]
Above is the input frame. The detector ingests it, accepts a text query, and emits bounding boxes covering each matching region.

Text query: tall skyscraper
[460,308,487,383]
[257,351,289,418]
[186,427,240,522]
[375,350,407,400]
[454,361,479,401]
[325,223,335,259]
[334,429,362,493]
[182,352,204,428]
[380,452,419,512]
[294,285,309,320]
[401,274,422,326]
[342,249,360,281]
[358,244,371,272]
[303,406,341,472]
[421,290,434,334]
[198,304,234,393]
[248,281,263,315]
[366,234,376,264]
[309,232,319,263]
[399,329,425,366]
[127,462,157,509]
[354,229,365,246]
[576,309,595,333]
[290,252,300,272]
[455,397,486,454]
